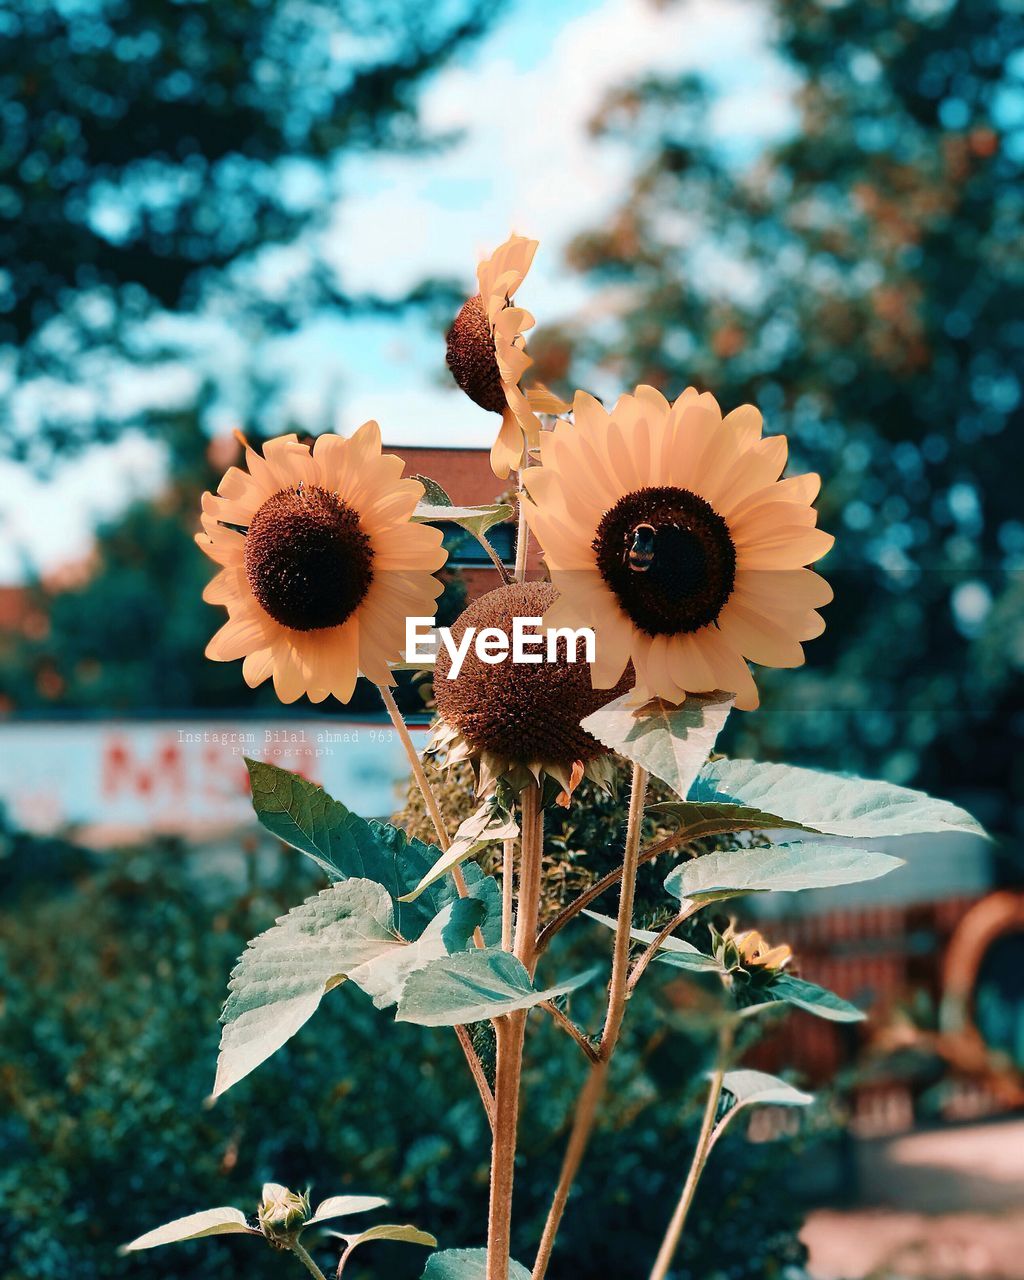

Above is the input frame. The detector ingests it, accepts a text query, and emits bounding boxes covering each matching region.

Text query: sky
[0,0,798,582]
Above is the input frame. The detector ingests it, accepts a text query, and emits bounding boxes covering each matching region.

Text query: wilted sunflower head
[445,233,548,479]
[431,581,631,797]
[257,1183,310,1247]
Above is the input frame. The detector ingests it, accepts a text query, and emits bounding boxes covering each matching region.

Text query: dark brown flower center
[244,485,373,631]
[593,486,735,636]
[445,294,507,414]
[434,582,632,766]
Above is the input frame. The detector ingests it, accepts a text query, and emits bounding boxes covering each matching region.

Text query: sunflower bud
[257,1183,310,1247]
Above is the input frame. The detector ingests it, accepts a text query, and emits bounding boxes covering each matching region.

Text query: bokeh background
[1,1,1022,1278]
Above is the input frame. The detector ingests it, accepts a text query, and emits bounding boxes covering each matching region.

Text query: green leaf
[580,692,732,797]
[648,800,818,841]
[765,974,866,1022]
[691,758,987,840]
[462,867,503,947]
[721,1069,815,1114]
[423,1248,532,1279]
[213,880,402,1096]
[401,799,519,901]
[411,475,453,507]
[307,1195,389,1227]
[396,948,596,1027]
[413,502,514,539]
[330,1223,438,1256]
[347,898,486,1010]
[664,843,902,906]
[244,759,448,937]
[583,909,723,973]
[121,1208,257,1252]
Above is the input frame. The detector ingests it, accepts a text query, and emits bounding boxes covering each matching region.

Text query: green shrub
[0,836,809,1279]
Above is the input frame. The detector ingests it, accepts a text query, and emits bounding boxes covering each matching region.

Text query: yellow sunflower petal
[490,407,526,478]
[715,600,806,667]
[526,384,572,414]
[726,472,821,526]
[714,435,789,514]
[736,526,835,570]
[242,646,278,688]
[477,234,538,319]
[722,403,763,452]
[735,567,834,610]
[206,608,273,663]
[591,610,636,689]
[571,390,611,434]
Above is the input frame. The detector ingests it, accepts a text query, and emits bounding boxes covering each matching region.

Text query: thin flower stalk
[487,784,543,1280]
[290,1241,329,1280]
[379,682,492,1125]
[536,830,696,955]
[648,1023,735,1280]
[627,907,699,993]
[502,838,515,951]
[514,466,531,584]
[531,764,648,1280]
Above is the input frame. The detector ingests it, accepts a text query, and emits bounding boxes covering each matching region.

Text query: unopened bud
[257,1183,310,1246]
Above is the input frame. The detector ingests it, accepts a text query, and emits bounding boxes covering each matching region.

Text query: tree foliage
[555,0,1024,835]
[0,0,493,460]
[0,837,811,1280]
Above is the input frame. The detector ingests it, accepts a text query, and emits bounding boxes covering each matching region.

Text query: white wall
[0,718,426,844]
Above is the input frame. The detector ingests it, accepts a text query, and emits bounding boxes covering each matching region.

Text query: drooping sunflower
[197,422,447,703]
[522,386,834,711]
[445,233,564,479]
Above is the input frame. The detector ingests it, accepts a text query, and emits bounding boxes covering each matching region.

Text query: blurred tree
[554,0,1024,838]
[0,0,493,462]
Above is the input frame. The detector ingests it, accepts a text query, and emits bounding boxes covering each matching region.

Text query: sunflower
[430,581,631,798]
[446,233,561,479]
[197,422,447,703]
[521,385,834,711]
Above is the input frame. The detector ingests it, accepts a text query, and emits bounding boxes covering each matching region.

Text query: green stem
[290,1240,329,1280]
[514,465,531,583]
[647,1024,734,1280]
[377,684,492,1127]
[474,530,513,584]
